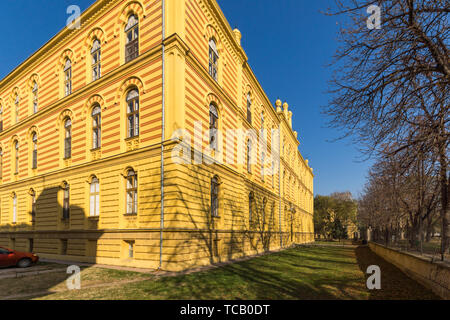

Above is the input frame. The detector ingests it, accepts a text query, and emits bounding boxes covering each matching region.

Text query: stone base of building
[0,230,314,271]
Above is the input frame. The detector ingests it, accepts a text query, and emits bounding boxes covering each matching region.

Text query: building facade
[0,0,314,271]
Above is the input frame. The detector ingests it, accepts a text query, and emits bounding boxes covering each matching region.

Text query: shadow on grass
[354,246,440,300]
[131,247,370,300]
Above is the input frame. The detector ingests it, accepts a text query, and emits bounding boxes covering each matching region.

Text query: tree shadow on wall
[163,160,280,271]
[0,185,104,299]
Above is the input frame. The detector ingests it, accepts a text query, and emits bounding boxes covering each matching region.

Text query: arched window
[246,139,252,173]
[62,182,70,219]
[262,197,267,223]
[125,15,139,63]
[126,89,139,138]
[208,38,218,81]
[209,104,218,150]
[249,192,254,222]
[15,94,20,123]
[30,189,36,222]
[91,39,101,81]
[246,94,252,124]
[90,177,100,217]
[32,133,38,169]
[126,169,138,215]
[14,141,19,174]
[12,193,17,224]
[64,118,72,159]
[92,105,101,149]
[211,176,219,217]
[32,82,38,114]
[64,59,72,96]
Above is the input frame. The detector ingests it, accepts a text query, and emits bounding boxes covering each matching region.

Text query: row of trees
[314,192,358,240]
[358,147,441,248]
[325,0,449,260]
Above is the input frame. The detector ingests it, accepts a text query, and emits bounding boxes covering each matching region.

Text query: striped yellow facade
[0,0,314,271]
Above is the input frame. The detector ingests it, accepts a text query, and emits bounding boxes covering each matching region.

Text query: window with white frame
[209,104,219,150]
[32,82,38,114]
[125,15,139,63]
[15,94,19,123]
[12,193,17,224]
[64,59,72,96]
[90,177,100,217]
[126,89,139,138]
[64,118,72,159]
[209,38,219,81]
[32,133,37,169]
[126,169,138,215]
[92,105,101,149]
[246,94,252,124]
[91,39,101,81]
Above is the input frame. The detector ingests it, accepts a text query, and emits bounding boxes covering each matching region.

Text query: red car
[0,246,39,268]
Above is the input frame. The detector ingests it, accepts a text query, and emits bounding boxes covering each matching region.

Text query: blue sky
[0,0,373,198]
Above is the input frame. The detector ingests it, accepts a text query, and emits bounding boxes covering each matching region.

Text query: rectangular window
[12,195,17,224]
[64,137,71,159]
[64,69,72,96]
[61,239,68,255]
[32,150,37,169]
[247,96,252,124]
[31,195,36,223]
[63,187,70,219]
[210,177,219,217]
[126,241,135,258]
[29,239,34,252]
[125,27,139,63]
[87,240,97,257]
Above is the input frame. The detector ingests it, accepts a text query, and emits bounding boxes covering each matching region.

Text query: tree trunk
[426,215,433,243]
[438,143,449,260]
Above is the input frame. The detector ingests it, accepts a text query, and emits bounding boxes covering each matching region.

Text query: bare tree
[358,144,440,251]
[324,0,449,259]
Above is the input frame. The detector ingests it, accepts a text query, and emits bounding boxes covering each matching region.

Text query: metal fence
[371,236,449,263]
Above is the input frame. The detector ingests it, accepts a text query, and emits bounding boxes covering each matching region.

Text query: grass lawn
[1,246,440,300]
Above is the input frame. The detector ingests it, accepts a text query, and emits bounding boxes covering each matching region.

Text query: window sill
[125,136,139,141]
[124,213,137,217]
[88,216,99,220]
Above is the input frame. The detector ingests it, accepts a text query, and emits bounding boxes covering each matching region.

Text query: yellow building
[0,0,314,271]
